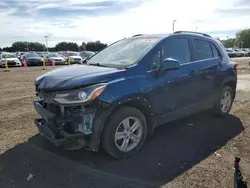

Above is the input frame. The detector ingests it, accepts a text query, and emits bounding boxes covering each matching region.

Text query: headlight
[53,84,106,105]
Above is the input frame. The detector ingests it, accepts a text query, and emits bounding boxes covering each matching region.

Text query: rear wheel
[102,106,147,159]
[212,86,234,116]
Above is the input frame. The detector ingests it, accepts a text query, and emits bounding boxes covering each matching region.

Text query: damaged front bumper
[34,101,99,150]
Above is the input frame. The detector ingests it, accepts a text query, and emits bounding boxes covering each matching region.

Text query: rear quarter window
[210,43,220,57]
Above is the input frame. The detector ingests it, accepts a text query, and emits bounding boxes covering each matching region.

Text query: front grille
[7,61,16,65]
[73,58,81,61]
[28,59,40,62]
[45,103,60,114]
[38,101,60,115]
[36,90,60,115]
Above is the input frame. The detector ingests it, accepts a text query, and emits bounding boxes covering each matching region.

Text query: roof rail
[173,31,212,38]
[132,34,144,37]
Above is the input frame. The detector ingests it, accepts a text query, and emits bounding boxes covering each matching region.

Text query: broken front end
[34,83,111,151]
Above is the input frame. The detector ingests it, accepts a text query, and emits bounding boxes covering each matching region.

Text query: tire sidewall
[217,86,234,115]
[102,106,147,159]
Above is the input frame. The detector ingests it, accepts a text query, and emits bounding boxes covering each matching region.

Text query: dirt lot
[0,58,250,188]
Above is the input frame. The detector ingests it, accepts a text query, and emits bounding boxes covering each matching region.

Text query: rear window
[193,39,213,60]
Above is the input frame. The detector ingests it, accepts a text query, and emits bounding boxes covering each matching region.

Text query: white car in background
[64,51,83,64]
[0,53,22,67]
[45,53,67,65]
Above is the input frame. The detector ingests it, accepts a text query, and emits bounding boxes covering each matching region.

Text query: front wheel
[212,86,234,116]
[102,106,147,159]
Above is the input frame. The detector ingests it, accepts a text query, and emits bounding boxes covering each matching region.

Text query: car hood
[35,64,125,91]
[5,58,19,61]
[27,57,42,60]
[68,56,82,59]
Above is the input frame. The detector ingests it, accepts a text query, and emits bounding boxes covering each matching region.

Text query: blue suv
[34,31,237,159]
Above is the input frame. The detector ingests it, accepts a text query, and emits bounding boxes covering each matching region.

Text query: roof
[131,33,170,38]
[131,31,213,40]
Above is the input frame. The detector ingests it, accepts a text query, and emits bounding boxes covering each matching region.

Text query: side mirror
[161,58,180,71]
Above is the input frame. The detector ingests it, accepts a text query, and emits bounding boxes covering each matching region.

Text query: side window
[210,43,219,57]
[162,38,191,64]
[193,39,213,60]
[149,38,191,71]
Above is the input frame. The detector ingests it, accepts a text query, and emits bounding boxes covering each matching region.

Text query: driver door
[146,37,199,119]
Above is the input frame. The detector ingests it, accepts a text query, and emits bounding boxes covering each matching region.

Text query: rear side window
[210,43,219,57]
[193,39,213,60]
[162,38,191,64]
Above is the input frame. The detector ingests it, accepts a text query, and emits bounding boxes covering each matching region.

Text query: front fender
[98,75,152,105]
[89,76,155,151]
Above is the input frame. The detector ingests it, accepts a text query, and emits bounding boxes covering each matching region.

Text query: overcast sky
[0,0,250,48]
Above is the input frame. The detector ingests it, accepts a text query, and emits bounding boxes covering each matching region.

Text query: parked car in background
[64,51,83,64]
[34,31,237,159]
[246,51,250,57]
[242,49,250,57]
[226,49,237,58]
[36,51,47,58]
[234,49,245,57]
[79,51,95,60]
[22,52,43,66]
[45,53,67,65]
[16,52,26,61]
[0,52,22,67]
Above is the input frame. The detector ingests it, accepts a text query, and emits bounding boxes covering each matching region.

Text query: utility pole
[172,20,177,32]
[44,36,49,52]
[26,43,29,52]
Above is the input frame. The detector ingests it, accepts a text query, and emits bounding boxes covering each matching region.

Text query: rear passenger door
[191,37,221,104]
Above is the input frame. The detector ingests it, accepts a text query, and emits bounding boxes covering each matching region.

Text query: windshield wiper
[88,63,108,67]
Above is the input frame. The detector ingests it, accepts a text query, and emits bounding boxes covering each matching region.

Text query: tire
[212,86,234,117]
[101,106,147,159]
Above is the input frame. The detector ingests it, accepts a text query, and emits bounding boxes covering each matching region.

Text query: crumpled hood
[35,64,124,91]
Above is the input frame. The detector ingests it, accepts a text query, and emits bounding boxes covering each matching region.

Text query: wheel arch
[222,77,237,99]
[88,96,155,151]
[117,97,154,134]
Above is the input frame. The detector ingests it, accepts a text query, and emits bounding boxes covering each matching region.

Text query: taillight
[231,61,238,69]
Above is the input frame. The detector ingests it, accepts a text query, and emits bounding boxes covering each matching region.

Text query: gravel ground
[0,58,250,188]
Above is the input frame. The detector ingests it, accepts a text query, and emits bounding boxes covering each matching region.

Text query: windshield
[27,53,39,57]
[88,37,160,68]
[67,52,78,56]
[2,54,16,58]
[49,53,61,57]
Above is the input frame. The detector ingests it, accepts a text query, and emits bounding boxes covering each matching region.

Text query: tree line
[219,29,250,48]
[0,41,108,52]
